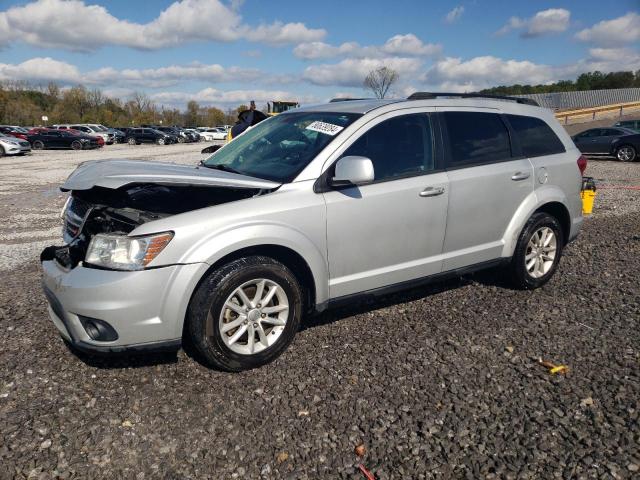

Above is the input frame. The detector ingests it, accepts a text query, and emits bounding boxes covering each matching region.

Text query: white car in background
[0,133,31,156]
[199,127,228,141]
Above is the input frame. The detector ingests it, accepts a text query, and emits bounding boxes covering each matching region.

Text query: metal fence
[514,88,640,111]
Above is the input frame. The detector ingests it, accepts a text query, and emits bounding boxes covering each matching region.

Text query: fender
[178,221,329,305]
[501,185,571,258]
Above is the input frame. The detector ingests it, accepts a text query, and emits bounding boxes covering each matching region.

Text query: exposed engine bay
[41,183,267,269]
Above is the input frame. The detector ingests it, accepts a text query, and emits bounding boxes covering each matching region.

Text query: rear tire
[616,144,636,162]
[187,256,303,371]
[32,140,44,150]
[508,212,564,290]
[127,137,137,145]
[71,140,82,150]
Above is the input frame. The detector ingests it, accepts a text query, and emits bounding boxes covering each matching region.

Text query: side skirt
[316,258,508,312]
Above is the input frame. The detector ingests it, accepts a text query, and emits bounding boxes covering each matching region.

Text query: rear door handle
[419,186,445,197]
[511,172,530,181]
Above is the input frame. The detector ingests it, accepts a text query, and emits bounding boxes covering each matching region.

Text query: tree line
[480,70,640,96]
[0,81,243,127]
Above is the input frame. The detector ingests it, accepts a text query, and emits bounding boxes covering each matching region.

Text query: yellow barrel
[580,189,596,215]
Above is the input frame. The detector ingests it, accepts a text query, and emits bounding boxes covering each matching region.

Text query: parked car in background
[41,94,585,371]
[572,127,639,162]
[184,129,202,141]
[27,129,100,150]
[0,125,31,140]
[613,119,640,133]
[199,127,228,141]
[0,133,31,156]
[125,128,172,145]
[54,124,114,144]
[106,128,126,143]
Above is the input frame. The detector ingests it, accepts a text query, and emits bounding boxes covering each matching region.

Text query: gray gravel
[1,182,639,479]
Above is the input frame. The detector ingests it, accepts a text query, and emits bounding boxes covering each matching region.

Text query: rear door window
[505,114,566,157]
[442,111,511,167]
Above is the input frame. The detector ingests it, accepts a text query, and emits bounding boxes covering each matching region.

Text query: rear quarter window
[506,114,565,157]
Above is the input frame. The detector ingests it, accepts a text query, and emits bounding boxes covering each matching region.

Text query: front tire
[187,256,303,371]
[156,137,165,145]
[616,144,636,162]
[0,146,4,157]
[71,140,82,150]
[127,137,137,145]
[508,212,564,290]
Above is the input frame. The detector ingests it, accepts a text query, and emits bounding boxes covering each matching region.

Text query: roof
[295,96,546,115]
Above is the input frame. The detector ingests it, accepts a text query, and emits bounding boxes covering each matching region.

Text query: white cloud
[0,57,80,83]
[422,56,553,91]
[151,88,318,107]
[575,12,640,47]
[293,34,441,60]
[0,0,326,51]
[0,58,265,88]
[444,6,464,24]
[495,8,570,38]
[302,57,423,87]
[381,34,442,56]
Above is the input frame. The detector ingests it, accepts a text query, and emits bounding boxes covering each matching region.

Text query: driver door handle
[419,186,445,197]
[511,172,530,181]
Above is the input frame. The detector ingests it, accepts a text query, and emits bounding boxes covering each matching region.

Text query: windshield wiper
[203,164,243,175]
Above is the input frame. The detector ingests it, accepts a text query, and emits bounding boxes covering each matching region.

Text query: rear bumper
[41,258,206,354]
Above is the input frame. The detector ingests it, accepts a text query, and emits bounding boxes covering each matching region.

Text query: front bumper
[41,258,206,354]
[2,144,31,155]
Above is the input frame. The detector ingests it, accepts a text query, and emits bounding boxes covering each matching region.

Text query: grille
[19,141,30,147]
[63,197,92,244]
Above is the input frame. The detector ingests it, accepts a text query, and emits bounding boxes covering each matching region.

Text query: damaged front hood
[61,159,281,191]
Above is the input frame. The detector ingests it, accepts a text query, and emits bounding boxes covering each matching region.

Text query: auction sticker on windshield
[305,121,344,136]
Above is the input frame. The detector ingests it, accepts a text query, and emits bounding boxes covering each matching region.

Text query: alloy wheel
[215,278,289,355]
[617,146,635,162]
[525,227,557,278]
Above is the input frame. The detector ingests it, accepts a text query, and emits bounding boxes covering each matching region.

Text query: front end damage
[41,183,263,270]
[40,160,281,354]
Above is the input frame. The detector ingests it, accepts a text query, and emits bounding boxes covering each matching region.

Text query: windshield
[203,111,361,182]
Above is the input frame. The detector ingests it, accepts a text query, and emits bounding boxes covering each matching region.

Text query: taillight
[577,155,587,175]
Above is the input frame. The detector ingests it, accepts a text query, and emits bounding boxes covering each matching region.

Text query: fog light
[79,316,119,342]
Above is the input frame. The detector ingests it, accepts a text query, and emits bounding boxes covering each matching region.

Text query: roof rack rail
[407,92,539,106]
[329,97,368,103]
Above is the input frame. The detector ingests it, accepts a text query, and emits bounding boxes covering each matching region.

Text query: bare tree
[363,67,399,99]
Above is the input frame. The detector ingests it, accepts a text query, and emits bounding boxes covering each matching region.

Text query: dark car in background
[124,128,172,145]
[153,126,187,143]
[572,127,639,162]
[27,129,101,150]
[613,119,640,133]
[107,128,126,143]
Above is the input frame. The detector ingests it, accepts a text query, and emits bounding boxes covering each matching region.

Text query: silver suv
[41,93,585,371]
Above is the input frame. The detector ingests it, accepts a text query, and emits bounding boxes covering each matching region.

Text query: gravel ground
[0,131,639,479]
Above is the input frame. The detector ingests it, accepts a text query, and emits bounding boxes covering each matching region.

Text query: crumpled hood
[61,159,281,191]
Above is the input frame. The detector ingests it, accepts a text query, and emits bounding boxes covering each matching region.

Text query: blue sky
[0,0,638,109]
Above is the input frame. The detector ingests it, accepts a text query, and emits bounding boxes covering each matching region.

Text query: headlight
[85,232,173,270]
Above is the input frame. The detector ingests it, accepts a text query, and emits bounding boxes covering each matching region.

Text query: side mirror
[330,156,375,187]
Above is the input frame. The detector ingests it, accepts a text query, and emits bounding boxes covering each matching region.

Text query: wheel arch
[533,201,571,245]
[194,244,318,314]
[501,188,574,257]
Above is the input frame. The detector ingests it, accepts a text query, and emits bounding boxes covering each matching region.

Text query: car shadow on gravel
[303,275,475,331]
[63,340,179,370]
